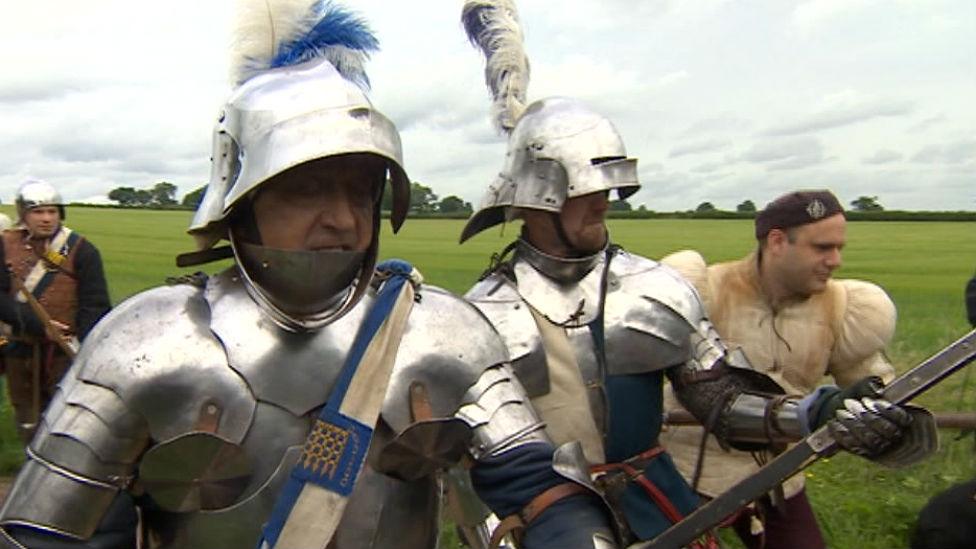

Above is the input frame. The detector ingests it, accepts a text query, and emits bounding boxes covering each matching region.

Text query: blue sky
[1,0,973,211]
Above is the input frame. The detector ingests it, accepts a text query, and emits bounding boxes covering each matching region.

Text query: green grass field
[1,207,974,548]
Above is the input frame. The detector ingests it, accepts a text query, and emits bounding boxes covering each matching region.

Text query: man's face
[558,191,610,254]
[23,206,61,239]
[768,213,846,297]
[251,156,381,252]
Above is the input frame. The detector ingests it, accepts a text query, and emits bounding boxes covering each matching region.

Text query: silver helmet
[15,179,66,221]
[187,2,410,331]
[460,97,639,242]
[458,2,639,242]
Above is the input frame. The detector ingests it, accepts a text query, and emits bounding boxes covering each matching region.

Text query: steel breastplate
[5,269,505,548]
[161,273,501,547]
[511,251,606,327]
[145,271,440,548]
[467,250,707,443]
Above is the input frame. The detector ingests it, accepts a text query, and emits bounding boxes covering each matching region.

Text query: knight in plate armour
[458,2,937,547]
[0,2,614,548]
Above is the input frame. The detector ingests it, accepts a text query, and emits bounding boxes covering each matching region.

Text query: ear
[765,228,789,254]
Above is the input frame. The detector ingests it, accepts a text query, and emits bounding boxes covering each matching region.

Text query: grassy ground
[1,209,974,548]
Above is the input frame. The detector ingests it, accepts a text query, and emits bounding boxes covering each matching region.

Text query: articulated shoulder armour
[0,281,255,540]
[466,248,726,402]
[466,272,549,396]
[607,250,726,374]
[1,271,521,549]
[381,286,509,435]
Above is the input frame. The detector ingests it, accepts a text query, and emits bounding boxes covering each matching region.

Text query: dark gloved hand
[827,397,913,458]
[805,376,937,465]
[808,376,885,429]
[806,376,912,458]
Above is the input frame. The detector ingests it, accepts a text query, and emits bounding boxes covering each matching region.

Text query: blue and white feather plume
[231,0,378,89]
[461,0,530,133]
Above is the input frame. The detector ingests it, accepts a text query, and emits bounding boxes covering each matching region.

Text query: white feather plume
[230,0,324,85]
[461,0,530,133]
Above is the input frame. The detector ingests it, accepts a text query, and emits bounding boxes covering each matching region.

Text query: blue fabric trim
[797,385,839,435]
[622,452,702,540]
[325,261,408,411]
[470,442,562,518]
[605,372,664,462]
[259,259,412,548]
[292,411,372,495]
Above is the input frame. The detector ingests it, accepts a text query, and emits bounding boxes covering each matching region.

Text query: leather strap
[489,482,590,549]
[591,446,684,524]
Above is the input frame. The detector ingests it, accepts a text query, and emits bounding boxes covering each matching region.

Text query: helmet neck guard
[515,237,604,284]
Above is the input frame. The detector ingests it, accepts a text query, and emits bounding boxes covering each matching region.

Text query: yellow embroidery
[43,249,66,268]
[300,419,349,478]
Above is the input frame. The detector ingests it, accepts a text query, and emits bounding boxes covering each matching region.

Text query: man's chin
[809,279,829,294]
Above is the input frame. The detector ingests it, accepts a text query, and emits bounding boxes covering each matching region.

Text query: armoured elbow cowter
[456,363,549,460]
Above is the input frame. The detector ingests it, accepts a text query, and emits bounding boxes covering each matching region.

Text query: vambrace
[670,360,799,451]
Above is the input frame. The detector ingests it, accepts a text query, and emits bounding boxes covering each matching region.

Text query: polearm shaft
[665,410,976,430]
[7,267,78,358]
[634,328,976,549]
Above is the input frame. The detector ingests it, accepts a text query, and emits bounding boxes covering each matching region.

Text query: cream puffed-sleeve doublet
[659,250,896,498]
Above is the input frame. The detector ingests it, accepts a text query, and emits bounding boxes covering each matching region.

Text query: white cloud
[669,139,731,158]
[792,0,881,35]
[762,92,914,136]
[741,137,823,163]
[862,149,903,165]
[911,140,976,165]
[0,0,972,212]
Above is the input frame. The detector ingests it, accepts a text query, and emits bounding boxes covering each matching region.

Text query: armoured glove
[827,397,913,458]
[806,376,938,465]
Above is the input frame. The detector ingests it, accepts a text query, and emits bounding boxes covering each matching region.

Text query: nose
[315,187,357,231]
[825,247,842,269]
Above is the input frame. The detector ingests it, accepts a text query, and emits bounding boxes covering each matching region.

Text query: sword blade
[633,328,976,549]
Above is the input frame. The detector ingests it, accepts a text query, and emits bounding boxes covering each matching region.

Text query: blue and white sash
[258,259,420,549]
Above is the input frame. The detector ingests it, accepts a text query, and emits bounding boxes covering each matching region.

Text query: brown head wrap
[755,190,844,240]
